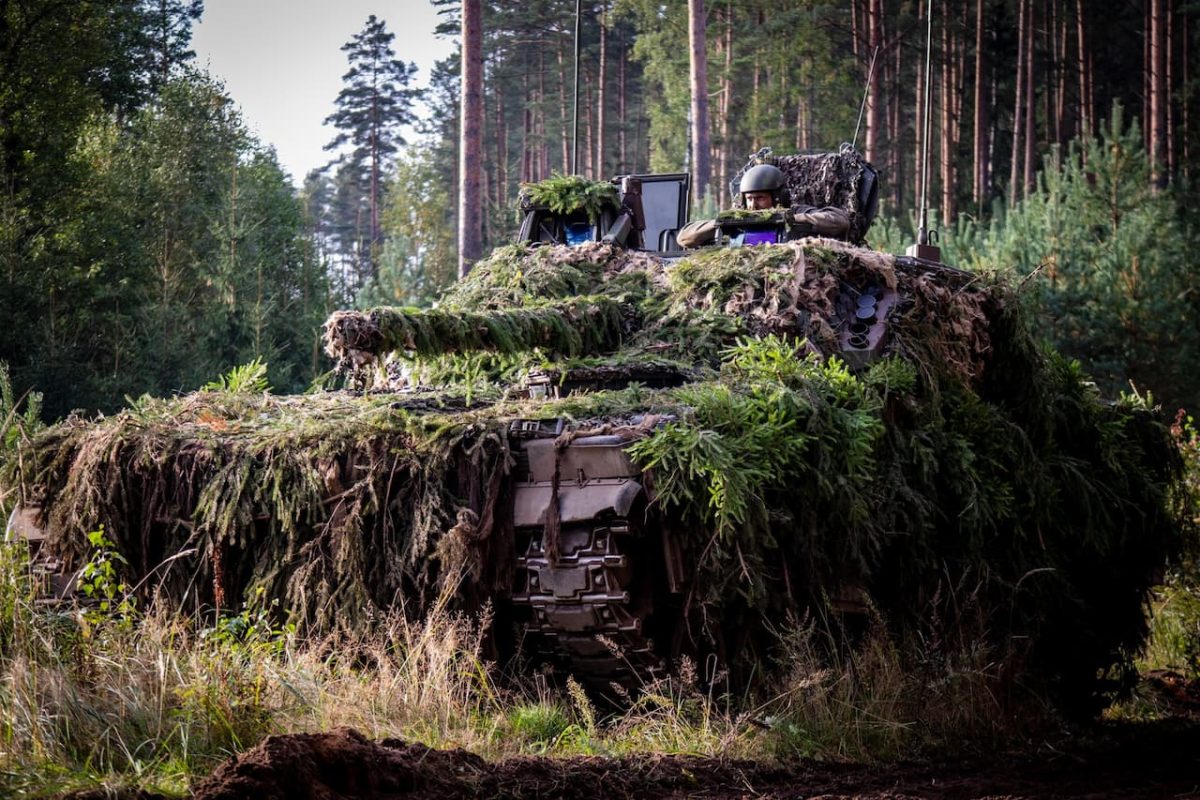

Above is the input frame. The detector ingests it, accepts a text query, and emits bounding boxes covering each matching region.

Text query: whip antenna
[906,5,941,262]
[852,45,881,150]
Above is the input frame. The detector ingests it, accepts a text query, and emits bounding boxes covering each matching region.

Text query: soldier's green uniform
[677,163,851,248]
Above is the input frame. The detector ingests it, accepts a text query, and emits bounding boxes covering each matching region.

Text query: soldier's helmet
[738,164,788,207]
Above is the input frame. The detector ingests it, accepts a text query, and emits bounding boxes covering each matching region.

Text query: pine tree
[142,0,204,88]
[324,15,419,284]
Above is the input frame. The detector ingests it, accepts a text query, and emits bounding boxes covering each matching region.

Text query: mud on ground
[182,720,1200,800]
[58,675,1200,800]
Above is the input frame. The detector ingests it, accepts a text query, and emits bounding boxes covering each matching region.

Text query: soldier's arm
[789,205,851,239]
[676,218,718,248]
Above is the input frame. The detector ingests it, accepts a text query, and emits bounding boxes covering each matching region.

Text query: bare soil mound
[190,724,1200,800]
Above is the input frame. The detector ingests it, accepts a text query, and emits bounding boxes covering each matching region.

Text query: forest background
[0,0,1197,420]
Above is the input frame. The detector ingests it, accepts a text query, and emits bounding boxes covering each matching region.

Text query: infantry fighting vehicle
[8,146,1182,710]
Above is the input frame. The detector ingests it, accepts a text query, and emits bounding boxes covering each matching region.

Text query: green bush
[880,108,1200,410]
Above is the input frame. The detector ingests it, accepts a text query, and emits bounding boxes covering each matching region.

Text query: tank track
[512,517,664,696]
[6,506,78,606]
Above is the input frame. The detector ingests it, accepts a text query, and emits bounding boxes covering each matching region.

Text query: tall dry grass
[0,543,1052,797]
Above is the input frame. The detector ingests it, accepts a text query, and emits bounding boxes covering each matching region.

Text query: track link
[513,519,663,695]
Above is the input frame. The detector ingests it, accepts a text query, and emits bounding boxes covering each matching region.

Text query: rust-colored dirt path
[188,722,1200,800]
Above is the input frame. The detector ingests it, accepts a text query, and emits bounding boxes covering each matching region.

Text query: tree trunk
[522,64,532,183]
[458,0,484,277]
[597,2,608,179]
[795,100,804,152]
[688,0,712,203]
[719,1,733,204]
[751,51,761,152]
[973,0,987,209]
[1009,0,1025,206]
[940,1,954,226]
[778,68,786,132]
[585,73,594,178]
[1055,0,1068,146]
[915,0,926,210]
[852,0,861,60]
[1076,0,1092,141]
[987,31,997,199]
[955,2,966,202]
[1022,0,1036,197]
[865,0,882,166]
[495,58,507,211]
[369,109,379,281]
[1046,0,1056,146]
[890,36,903,211]
[1183,7,1189,177]
[1150,0,1168,188]
[618,26,627,168]
[635,88,645,172]
[538,45,548,181]
[1166,0,1175,177]
[1144,0,1151,152]
[558,40,570,173]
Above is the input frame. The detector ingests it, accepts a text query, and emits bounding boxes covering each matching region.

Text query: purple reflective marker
[741,230,778,246]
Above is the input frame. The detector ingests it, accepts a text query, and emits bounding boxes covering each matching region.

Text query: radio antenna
[906,4,941,262]
[852,45,880,150]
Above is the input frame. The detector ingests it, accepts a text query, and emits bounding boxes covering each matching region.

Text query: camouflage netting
[325,240,988,390]
[11,237,1189,712]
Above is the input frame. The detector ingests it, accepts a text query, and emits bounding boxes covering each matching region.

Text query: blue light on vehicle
[565,222,593,246]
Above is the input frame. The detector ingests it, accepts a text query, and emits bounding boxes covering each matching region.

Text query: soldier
[676,163,851,248]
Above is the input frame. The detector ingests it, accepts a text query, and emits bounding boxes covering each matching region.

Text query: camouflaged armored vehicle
[8,147,1184,708]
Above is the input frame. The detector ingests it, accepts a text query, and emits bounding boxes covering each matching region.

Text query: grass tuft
[0,536,1062,794]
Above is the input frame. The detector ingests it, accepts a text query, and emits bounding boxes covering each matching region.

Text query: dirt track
[186,721,1200,800]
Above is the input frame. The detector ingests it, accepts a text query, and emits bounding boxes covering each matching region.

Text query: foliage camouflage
[11,238,1188,711]
[715,208,789,223]
[519,175,622,223]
